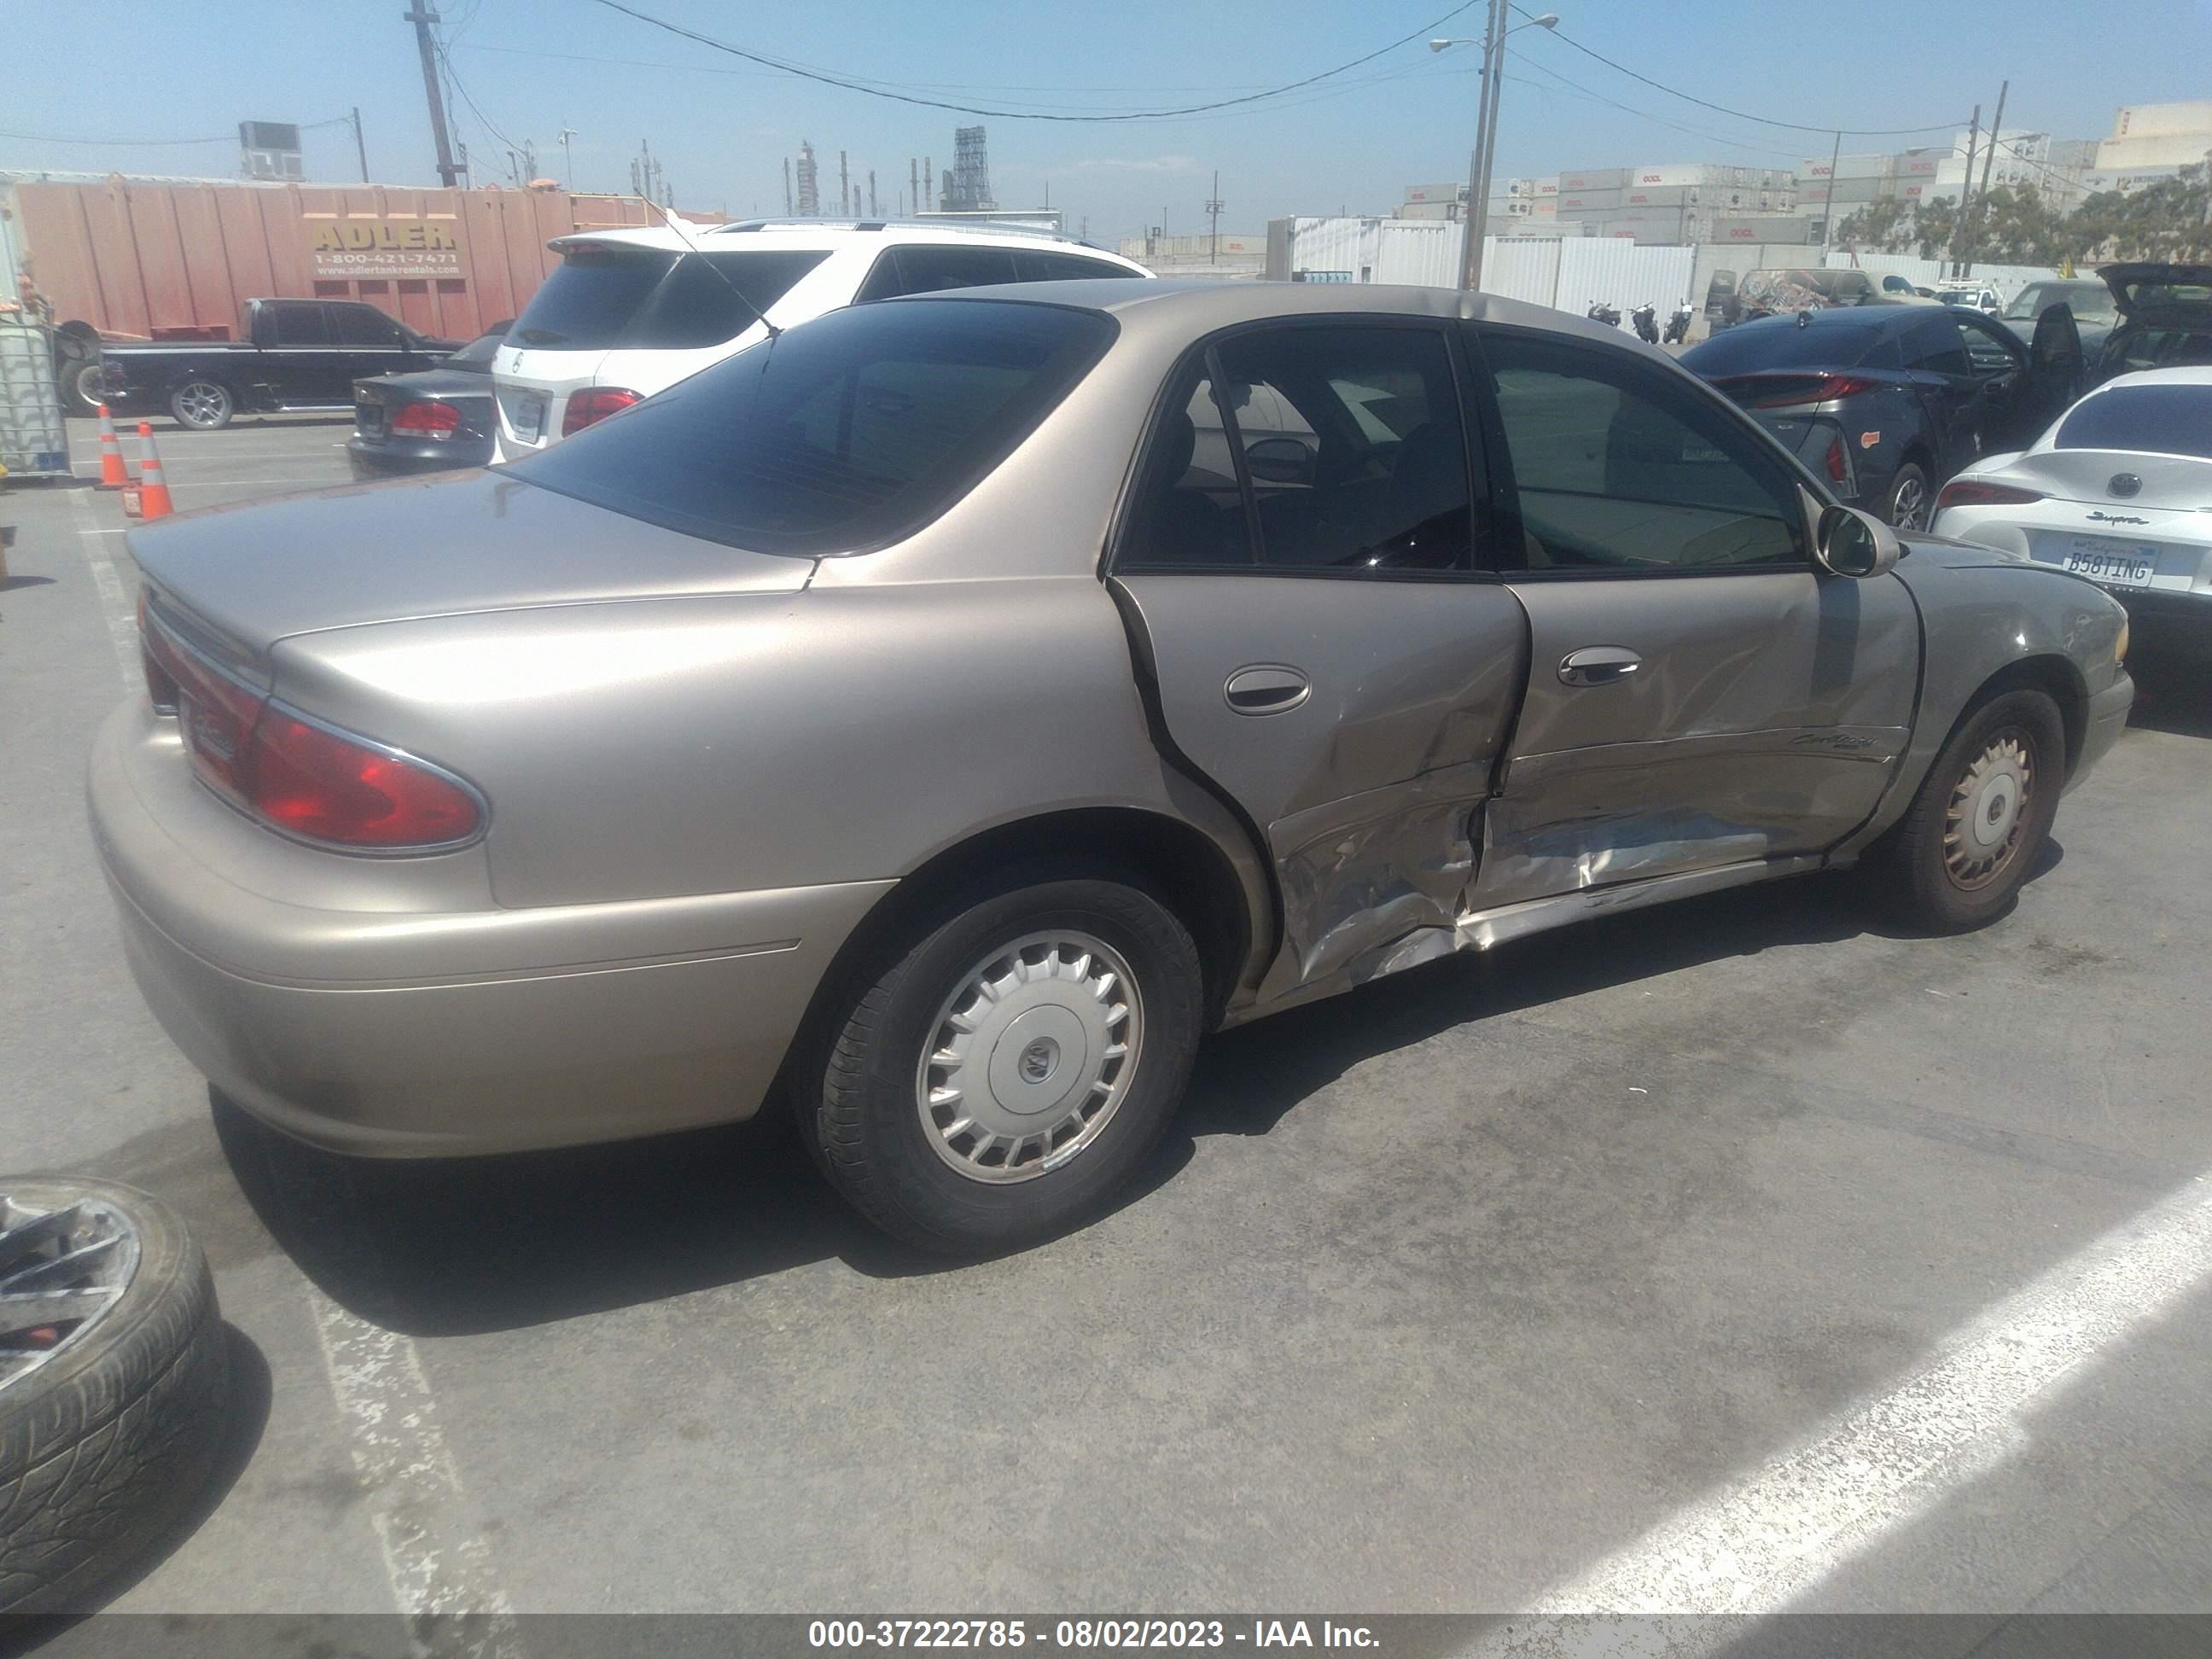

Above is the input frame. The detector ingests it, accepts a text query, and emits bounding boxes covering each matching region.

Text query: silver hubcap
[1,1192,140,1389]
[178,382,228,426]
[1891,474,1928,530]
[1944,731,2034,890]
[916,929,1142,1185]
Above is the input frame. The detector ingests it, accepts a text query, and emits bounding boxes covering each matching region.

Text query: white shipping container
[1705,215,1813,244]
[1623,184,1691,207]
[1403,182,1464,204]
[2114,101,2212,139]
[1557,167,1629,191]
[1534,176,1560,196]
[1396,201,1459,220]
[1556,189,1625,212]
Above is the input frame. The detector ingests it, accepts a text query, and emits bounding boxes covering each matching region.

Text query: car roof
[1720,306,1900,335]
[544,219,1144,265]
[2083,365,2212,392]
[890,277,1663,353]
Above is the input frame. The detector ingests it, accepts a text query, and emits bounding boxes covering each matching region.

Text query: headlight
[2115,612,2129,666]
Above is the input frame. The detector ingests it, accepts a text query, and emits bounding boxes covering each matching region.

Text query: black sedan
[1679,305,2083,529]
[346,323,509,479]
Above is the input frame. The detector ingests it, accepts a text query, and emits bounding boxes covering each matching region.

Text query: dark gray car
[93,282,2131,1254]
[346,323,509,478]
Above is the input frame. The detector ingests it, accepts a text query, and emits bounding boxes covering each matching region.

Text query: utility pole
[839,150,849,216]
[1953,105,1980,276]
[869,170,877,216]
[404,5,463,186]
[1964,79,2007,278]
[924,155,933,212]
[1819,129,1842,258]
[909,158,919,220]
[1205,170,1224,265]
[351,107,370,183]
[783,157,793,215]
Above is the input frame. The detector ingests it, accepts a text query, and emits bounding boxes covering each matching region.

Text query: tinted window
[506,299,1113,556]
[448,325,511,368]
[1681,320,1887,373]
[331,305,405,347]
[1481,331,1802,572]
[1013,251,1143,282]
[268,304,332,346]
[1902,317,1971,375]
[1120,327,1475,573]
[2055,385,2212,458]
[2004,282,2117,324]
[880,245,1022,296]
[2100,326,2212,376]
[1954,313,2024,375]
[512,248,825,350]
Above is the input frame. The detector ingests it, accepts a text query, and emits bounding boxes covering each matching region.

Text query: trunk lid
[2098,263,2212,323]
[125,469,814,658]
[1998,448,2212,509]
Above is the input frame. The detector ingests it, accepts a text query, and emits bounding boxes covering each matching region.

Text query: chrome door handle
[1558,646,1642,687]
[1224,664,1311,714]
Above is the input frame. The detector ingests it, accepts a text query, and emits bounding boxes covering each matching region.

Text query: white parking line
[1481,1173,2212,1654]
[67,504,521,1644]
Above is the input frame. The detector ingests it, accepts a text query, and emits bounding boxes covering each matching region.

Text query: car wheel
[0,1179,230,1615]
[168,381,234,431]
[804,875,1204,1255]
[1883,462,1933,531]
[1877,688,2065,934]
[61,361,108,418]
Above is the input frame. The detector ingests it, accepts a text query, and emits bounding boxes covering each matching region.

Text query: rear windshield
[505,299,1116,556]
[2003,282,2116,323]
[511,247,828,351]
[1682,322,1885,374]
[2054,384,2212,459]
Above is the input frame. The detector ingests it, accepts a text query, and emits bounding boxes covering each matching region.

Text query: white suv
[491,219,1153,461]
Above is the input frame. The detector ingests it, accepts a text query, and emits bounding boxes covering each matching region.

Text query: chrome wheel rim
[915,929,1143,1185]
[0,1192,140,1390]
[74,364,106,406]
[176,382,229,427]
[1943,728,2034,890]
[1890,473,1929,531]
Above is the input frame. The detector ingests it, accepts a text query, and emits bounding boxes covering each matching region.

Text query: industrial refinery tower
[940,125,994,212]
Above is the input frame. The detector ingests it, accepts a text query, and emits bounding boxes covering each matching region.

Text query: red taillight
[247,709,481,849]
[390,399,463,438]
[562,387,641,436]
[1935,479,2046,512]
[1825,435,1848,482]
[1744,373,1877,408]
[137,598,482,851]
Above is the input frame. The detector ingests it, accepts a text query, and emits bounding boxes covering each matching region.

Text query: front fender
[1832,546,2128,856]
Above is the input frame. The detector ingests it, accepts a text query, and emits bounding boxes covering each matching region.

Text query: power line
[584,0,1487,122]
[1509,4,1967,137]
[435,39,525,159]
[1502,58,1803,161]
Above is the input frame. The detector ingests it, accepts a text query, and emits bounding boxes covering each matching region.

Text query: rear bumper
[89,701,891,1158]
[346,436,492,477]
[2068,669,2135,795]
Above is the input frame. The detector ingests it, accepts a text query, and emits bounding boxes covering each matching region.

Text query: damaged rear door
[1463,324,1918,911]
[1109,317,1525,996]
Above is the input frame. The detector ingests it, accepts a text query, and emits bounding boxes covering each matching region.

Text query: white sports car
[1931,367,2212,660]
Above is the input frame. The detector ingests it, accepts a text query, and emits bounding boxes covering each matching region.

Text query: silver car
[92,282,2133,1254]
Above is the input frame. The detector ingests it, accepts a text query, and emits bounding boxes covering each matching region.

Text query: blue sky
[3,0,2208,243]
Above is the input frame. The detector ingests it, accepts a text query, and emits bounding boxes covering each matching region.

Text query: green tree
[1911,198,1959,262]
[2075,164,2211,262]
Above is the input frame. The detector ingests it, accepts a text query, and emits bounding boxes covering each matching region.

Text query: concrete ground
[3,412,2210,1633]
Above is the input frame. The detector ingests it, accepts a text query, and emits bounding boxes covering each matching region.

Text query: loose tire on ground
[1875,687,2066,934]
[801,874,1205,1255]
[0,1179,230,1616]
[168,381,235,431]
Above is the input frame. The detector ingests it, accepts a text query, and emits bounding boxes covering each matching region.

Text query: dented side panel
[1111,574,1526,997]
[1473,569,1919,910]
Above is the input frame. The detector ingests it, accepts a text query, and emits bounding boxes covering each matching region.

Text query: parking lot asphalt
[4,413,2211,1631]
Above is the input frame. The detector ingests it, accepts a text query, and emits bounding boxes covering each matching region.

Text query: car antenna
[636,189,783,341]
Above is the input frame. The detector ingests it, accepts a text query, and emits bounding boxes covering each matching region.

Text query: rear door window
[332,306,405,347]
[268,304,333,346]
[511,248,826,350]
[1902,316,1971,376]
[505,298,1115,556]
[873,245,1022,297]
[1012,251,1144,282]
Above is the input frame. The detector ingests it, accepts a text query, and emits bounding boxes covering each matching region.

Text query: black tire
[58,360,106,419]
[802,874,1204,1255]
[167,381,234,431]
[0,1179,230,1615]
[1883,460,1933,531]
[1875,688,2066,934]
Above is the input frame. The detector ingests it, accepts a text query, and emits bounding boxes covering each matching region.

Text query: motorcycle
[1630,302,1660,345]
[1586,300,1621,329]
[1663,300,1693,345]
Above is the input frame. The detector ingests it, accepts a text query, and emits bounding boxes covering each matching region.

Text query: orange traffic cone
[129,422,174,521]
[95,405,131,489]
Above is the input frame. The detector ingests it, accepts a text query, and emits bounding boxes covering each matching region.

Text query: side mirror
[1814,504,1901,578]
[1243,437,1315,486]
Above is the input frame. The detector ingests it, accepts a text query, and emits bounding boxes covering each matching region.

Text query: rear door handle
[1558,646,1642,687]
[1224,664,1311,714]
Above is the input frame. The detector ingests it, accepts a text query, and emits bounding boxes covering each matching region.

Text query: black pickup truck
[88,298,458,430]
